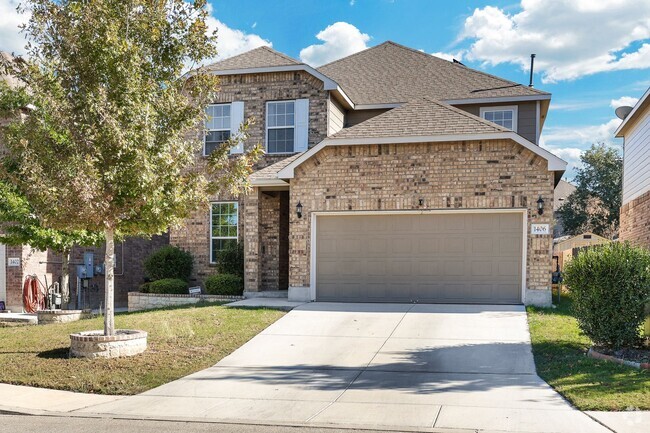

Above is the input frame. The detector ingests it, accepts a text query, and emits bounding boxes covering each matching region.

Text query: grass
[527,293,650,411]
[0,303,284,395]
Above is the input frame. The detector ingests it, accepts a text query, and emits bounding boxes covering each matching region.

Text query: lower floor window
[211,202,238,263]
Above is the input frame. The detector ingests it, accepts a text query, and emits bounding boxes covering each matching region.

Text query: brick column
[244,189,261,292]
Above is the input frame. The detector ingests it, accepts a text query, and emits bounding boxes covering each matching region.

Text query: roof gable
[318,41,549,105]
[205,46,301,72]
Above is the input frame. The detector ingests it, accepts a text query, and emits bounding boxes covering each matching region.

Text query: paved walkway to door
[77,303,611,432]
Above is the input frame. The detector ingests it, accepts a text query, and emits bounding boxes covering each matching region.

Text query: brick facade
[620,190,650,248]
[170,71,329,286]
[284,139,555,305]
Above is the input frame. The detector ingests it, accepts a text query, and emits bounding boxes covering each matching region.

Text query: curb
[587,347,650,369]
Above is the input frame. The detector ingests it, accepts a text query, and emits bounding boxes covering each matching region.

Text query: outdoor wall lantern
[418,198,425,206]
[296,201,303,219]
[537,196,545,215]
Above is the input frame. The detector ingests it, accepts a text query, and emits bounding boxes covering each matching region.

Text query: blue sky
[2,0,649,179]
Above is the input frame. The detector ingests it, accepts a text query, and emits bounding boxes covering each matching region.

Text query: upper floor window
[205,104,231,155]
[204,102,245,155]
[266,101,295,153]
[480,106,518,131]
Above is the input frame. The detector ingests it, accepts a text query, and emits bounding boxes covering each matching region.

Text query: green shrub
[145,278,188,294]
[563,242,650,349]
[204,274,243,296]
[139,282,152,293]
[144,246,193,281]
[215,242,244,278]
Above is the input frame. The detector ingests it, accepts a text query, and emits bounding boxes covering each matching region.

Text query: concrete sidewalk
[71,303,614,432]
[0,383,123,413]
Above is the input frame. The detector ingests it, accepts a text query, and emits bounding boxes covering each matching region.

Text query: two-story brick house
[172,42,567,306]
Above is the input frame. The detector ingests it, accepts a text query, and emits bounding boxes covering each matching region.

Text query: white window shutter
[230,101,245,154]
[294,98,309,152]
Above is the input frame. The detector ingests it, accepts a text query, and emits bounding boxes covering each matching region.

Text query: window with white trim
[205,104,231,155]
[480,106,518,131]
[266,100,295,153]
[210,202,238,263]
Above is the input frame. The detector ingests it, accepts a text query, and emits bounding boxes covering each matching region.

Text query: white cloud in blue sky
[0,0,28,55]
[458,0,650,83]
[299,22,370,66]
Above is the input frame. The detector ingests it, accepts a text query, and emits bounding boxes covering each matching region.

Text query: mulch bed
[590,342,650,369]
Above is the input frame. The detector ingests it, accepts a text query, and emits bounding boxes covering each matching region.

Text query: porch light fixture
[296,201,303,219]
[537,196,545,215]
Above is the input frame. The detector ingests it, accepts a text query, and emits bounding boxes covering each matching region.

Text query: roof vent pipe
[529,54,536,87]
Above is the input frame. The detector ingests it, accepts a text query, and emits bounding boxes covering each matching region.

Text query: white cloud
[432,51,464,62]
[610,96,639,108]
[0,0,29,55]
[299,22,370,66]
[251,22,257,29]
[459,0,650,83]
[206,17,271,61]
[540,118,624,178]
[542,118,622,147]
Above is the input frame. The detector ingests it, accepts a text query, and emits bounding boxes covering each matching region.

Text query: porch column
[243,188,261,293]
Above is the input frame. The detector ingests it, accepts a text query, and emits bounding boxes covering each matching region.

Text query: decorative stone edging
[37,309,83,325]
[70,329,147,358]
[128,291,243,312]
[587,347,650,370]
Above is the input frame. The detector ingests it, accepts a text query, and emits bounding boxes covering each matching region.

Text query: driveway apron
[78,303,610,432]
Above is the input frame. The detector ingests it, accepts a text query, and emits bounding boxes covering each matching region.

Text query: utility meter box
[83,252,94,278]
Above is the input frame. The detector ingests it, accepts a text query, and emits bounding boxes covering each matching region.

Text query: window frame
[209,201,239,264]
[479,105,518,131]
[204,103,232,156]
[266,100,296,154]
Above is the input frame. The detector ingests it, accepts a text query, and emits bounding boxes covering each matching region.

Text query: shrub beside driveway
[527,295,650,411]
[0,303,284,395]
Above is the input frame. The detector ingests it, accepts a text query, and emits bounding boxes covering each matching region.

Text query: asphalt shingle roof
[249,153,302,182]
[205,46,301,72]
[328,98,509,140]
[318,41,548,105]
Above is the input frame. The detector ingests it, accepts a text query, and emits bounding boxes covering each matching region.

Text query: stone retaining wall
[37,309,83,324]
[128,292,243,312]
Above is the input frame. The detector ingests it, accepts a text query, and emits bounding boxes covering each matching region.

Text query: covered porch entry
[243,186,290,294]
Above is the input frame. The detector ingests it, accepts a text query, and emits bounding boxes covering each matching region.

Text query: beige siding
[327,96,345,136]
[622,104,650,204]
[346,109,390,127]
[458,102,538,144]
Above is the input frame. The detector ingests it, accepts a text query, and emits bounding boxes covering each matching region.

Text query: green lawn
[0,303,284,395]
[527,294,650,410]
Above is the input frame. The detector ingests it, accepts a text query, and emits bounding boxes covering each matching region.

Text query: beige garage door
[315,212,523,304]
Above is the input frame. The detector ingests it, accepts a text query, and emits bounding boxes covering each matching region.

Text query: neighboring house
[552,232,610,273]
[553,179,576,238]
[0,52,168,312]
[616,86,650,248]
[172,41,567,306]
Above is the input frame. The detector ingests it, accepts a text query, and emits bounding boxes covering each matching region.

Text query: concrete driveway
[80,303,609,432]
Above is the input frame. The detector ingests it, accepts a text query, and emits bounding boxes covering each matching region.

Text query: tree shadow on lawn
[36,347,70,359]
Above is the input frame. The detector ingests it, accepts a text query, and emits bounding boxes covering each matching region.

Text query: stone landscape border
[587,347,650,369]
[70,329,147,358]
[128,292,243,312]
[37,309,83,324]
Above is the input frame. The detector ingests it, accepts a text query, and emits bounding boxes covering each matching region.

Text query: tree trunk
[61,250,70,308]
[104,228,115,336]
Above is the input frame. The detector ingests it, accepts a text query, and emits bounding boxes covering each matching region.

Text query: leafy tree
[0,0,261,336]
[557,143,622,238]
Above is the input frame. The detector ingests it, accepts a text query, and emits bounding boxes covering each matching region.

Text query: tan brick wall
[620,190,650,249]
[171,71,328,285]
[286,139,555,304]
